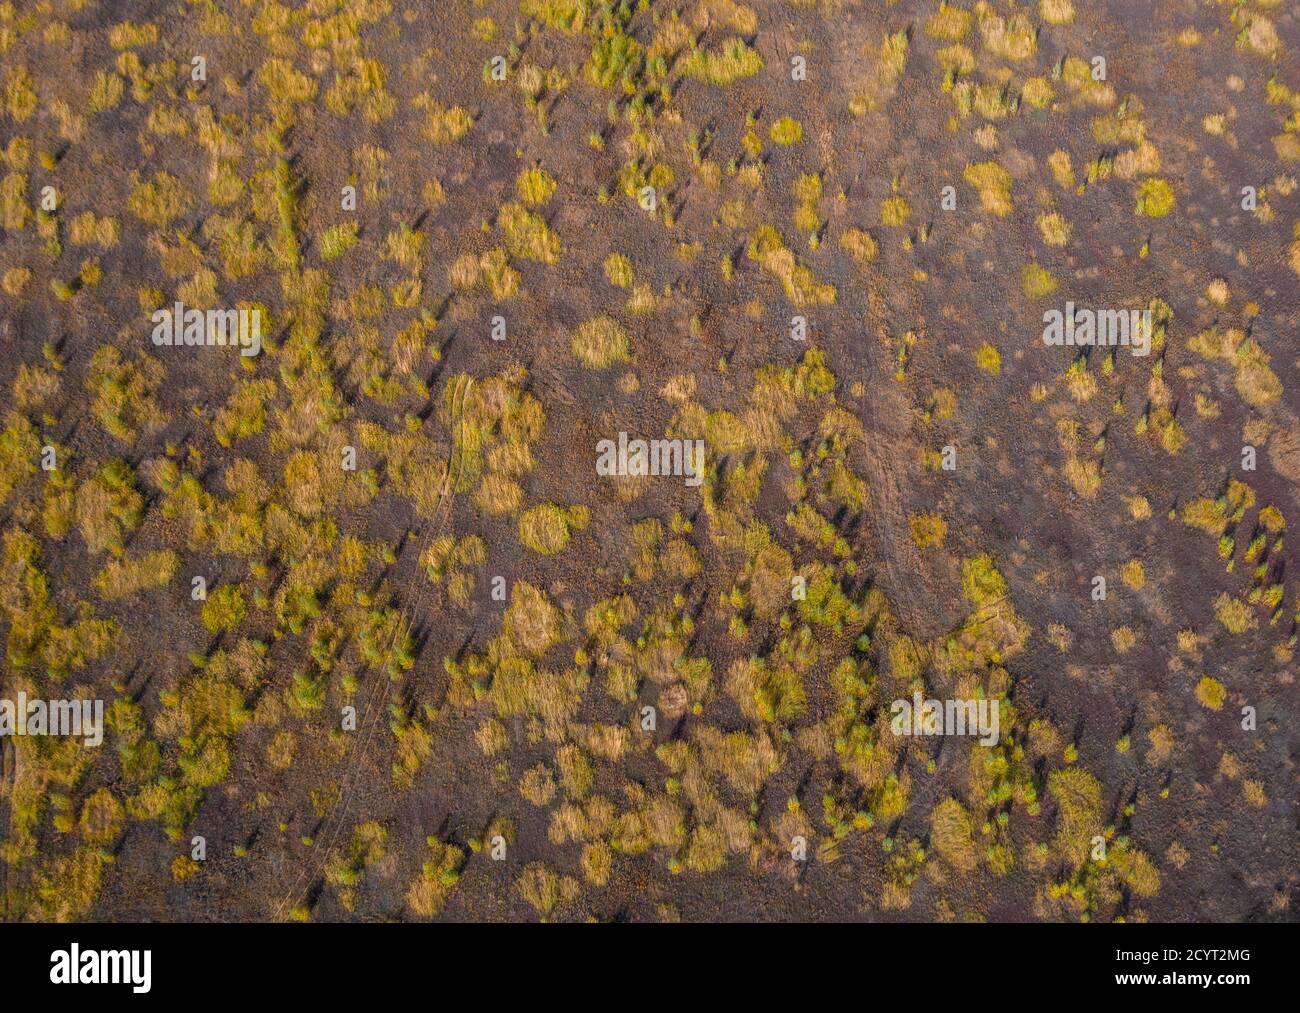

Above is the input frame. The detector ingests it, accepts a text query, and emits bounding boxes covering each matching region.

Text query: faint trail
[273,374,473,921]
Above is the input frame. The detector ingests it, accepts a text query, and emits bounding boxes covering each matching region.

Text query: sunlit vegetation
[1036,212,1071,246]
[975,343,1002,375]
[1194,676,1227,710]
[499,202,561,264]
[415,94,473,144]
[680,38,763,85]
[910,513,948,548]
[1134,177,1175,217]
[1021,263,1058,298]
[416,533,482,609]
[603,252,634,287]
[571,316,630,367]
[769,116,804,146]
[407,837,464,917]
[201,585,247,635]
[0,0,1284,929]
[319,222,358,260]
[516,862,579,919]
[93,550,179,600]
[128,172,191,227]
[86,348,164,444]
[517,166,557,206]
[880,194,911,228]
[838,228,878,266]
[1188,325,1282,408]
[324,821,386,911]
[963,160,1012,215]
[519,503,590,556]
[747,225,835,305]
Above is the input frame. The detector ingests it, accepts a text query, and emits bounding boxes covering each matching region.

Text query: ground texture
[0,0,1297,922]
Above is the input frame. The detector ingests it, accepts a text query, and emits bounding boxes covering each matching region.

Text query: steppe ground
[0,0,1297,922]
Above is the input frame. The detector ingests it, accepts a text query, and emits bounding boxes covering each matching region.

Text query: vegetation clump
[572,316,630,368]
[519,503,589,556]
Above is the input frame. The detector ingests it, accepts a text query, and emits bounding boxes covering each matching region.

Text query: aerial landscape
[0,0,1297,923]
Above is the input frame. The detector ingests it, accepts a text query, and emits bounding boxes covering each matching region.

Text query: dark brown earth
[0,0,1296,922]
